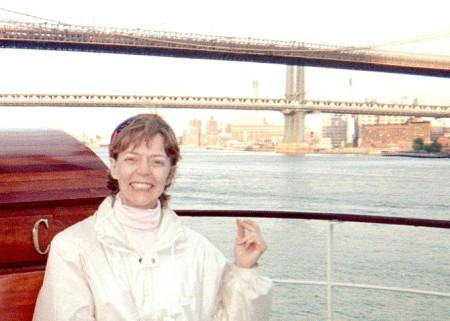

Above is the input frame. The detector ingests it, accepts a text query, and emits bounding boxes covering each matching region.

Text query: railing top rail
[176,209,450,229]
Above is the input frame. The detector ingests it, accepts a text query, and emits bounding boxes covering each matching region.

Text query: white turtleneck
[114,194,162,256]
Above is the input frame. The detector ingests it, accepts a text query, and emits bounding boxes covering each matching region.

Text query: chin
[135,200,159,209]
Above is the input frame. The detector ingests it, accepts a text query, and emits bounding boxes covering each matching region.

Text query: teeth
[131,183,152,190]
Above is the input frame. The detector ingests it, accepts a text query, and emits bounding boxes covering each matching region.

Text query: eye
[151,158,168,166]
[124,156,137,162]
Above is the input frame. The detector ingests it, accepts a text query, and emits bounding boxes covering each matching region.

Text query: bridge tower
[276,66,314,154]
[283,65,306,142]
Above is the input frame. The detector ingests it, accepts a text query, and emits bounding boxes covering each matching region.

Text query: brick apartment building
[360,118,430,150]
[437,135,450,151]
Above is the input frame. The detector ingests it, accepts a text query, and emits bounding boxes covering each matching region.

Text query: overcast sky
[1,1,449,136]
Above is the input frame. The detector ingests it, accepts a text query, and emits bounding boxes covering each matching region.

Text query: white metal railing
[177,210,450,321]
[272,221,450,321]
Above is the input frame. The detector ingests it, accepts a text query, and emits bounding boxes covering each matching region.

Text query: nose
[137,159,152,175]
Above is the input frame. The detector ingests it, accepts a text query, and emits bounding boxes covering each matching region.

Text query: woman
[33,114,273,321]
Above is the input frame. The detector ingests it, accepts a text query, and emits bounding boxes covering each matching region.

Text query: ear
[166,165,177,186]
[110,158,119,179]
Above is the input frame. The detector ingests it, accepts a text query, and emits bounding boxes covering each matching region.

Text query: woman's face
[110,133,174,209]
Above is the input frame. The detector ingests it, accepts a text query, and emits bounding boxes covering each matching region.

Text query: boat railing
[176,210,450,321]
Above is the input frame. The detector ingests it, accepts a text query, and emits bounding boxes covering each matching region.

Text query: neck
[114,194,162,230]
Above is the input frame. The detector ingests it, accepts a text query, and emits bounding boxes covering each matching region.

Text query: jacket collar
[94,196,184,254]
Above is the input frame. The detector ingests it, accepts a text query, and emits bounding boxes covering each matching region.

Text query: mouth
[130,182,153,190]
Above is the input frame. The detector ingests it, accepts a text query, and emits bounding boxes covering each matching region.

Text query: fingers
[236,219,260,238]
[234,219,268,268]
[236,219,256,243]
[235,219,267,251]
[236,219,246,240]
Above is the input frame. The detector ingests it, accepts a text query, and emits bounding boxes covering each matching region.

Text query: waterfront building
[437,135,450,151]
[360,118,430,150]
[230,115,283,145]
[354,114,410,147]
[430,118,450,142]
[357,114,410,126]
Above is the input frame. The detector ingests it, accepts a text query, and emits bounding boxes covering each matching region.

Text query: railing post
[327,222,337,321]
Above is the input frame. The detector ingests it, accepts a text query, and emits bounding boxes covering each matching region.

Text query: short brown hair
[107,114,180,207]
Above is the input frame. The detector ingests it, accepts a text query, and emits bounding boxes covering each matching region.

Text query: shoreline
[381,151,450,158]
[182,145,382,155]
[167,145,450,158]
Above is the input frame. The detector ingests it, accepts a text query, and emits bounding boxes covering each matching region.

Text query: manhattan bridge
[1,19,450,143]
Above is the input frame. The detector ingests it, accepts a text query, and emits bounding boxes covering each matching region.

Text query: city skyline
[70,112,450,153]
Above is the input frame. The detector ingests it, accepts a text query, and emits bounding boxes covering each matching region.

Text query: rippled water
[95,147,450,321]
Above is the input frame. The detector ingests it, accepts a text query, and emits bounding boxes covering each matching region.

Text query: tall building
[206,116,218,135]
[321,114,349,148]
[182,119,202,146]
[204,117,227,147]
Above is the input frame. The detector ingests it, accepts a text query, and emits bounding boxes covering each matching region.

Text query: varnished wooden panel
[0,129,109,205]
[0,269,44,321]
[0,215,64,267]
[0,129,108,267]
[0,204,100,268]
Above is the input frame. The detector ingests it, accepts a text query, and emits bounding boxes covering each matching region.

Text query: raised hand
[234,219,268,269]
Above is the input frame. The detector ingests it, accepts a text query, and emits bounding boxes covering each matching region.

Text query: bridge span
[1,21,450,77]
[2,93,450,118]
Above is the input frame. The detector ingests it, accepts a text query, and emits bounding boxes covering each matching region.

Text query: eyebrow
[122,151,168,158]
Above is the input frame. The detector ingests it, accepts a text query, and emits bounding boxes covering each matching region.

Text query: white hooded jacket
[33,197,273,321]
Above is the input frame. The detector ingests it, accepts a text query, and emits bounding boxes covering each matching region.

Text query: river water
[95,147,450,321]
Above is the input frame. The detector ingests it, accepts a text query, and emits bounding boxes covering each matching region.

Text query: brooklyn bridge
[1,20,450,145]
[1,20,450,77]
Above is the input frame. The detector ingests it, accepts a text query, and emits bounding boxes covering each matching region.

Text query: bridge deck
[1,21,450,77]
[1,93,449,118]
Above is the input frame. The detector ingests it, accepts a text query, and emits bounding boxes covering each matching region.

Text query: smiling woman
[32,114,273,321]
